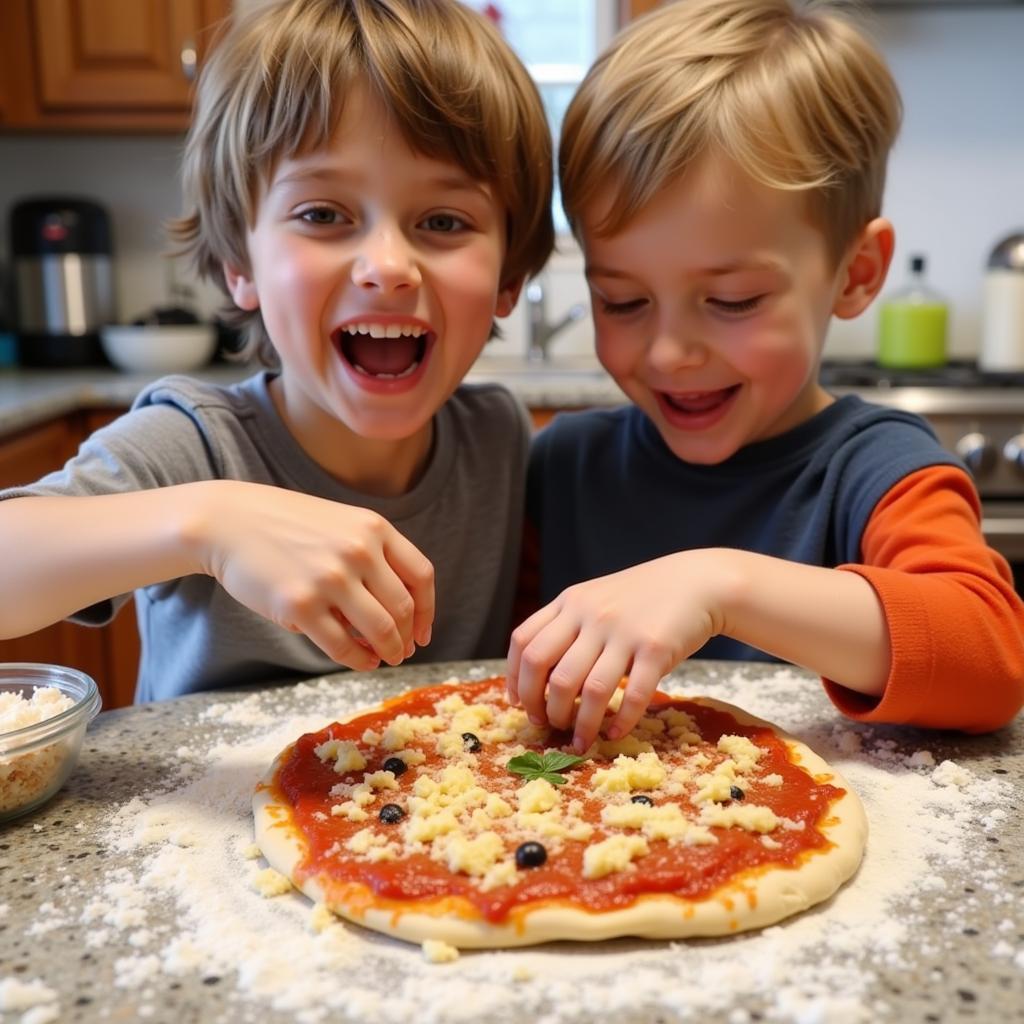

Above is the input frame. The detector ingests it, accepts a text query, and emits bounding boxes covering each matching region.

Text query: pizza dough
[253,678,866,948]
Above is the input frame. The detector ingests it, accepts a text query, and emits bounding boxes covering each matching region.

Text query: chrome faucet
[525,279,587,362]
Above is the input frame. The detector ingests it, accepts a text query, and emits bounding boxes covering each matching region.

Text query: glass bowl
[0,664,102,822]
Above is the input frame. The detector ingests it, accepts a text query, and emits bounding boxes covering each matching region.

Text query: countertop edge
[0,365,627,437]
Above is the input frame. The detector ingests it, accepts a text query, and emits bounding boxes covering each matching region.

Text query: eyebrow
[586,259,785,280]
[271,166,488,198]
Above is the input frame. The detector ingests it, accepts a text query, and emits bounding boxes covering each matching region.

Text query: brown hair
[559,0,901,265]
[171,0,554,364]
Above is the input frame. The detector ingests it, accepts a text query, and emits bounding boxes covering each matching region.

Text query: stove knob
[955,432,996,477]
[1004,434,1024,475]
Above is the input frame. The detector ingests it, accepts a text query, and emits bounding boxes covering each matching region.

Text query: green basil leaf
[507,749,588,786]
[507,752,545,778]
[539,772,569,786]
[540,750,588,773]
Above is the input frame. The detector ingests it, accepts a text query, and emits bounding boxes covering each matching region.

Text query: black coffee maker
[10,196,116,367]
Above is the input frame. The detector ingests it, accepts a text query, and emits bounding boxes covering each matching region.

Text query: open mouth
[334,322,431,380]
[661,385,741,414]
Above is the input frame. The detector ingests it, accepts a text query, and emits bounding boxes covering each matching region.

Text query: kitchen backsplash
[1,5,1021,363]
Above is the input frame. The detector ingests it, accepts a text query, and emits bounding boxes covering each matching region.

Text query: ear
[495,276,525,319]
[832,218,895,320]
[222,261,260,312]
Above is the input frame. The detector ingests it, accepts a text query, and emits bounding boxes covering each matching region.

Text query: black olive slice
[515,841,547,868]
[379,804,405,824]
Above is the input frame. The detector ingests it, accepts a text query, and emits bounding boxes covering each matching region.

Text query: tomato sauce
[274,679,844,923]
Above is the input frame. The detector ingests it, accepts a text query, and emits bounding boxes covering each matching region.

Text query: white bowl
[100,323,217,373]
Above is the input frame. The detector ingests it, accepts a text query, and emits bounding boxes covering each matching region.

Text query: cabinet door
[0,0,231,131]
[36,0,205,111]
[0,418,76,491]
[0,412,140,711]
[0,417,108,702]
[625,0,661,17]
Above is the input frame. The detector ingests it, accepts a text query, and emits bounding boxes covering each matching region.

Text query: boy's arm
[0,489,206,634]
[508,544,890,752]
[0,482,434,670]
[826,464,1024,732]
[508,465,1024,749]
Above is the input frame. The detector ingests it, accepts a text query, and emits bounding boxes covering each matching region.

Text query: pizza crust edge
[253,692,867,948]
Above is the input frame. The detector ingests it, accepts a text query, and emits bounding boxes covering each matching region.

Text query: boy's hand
[195,481,434,671]
[506,553,722,753]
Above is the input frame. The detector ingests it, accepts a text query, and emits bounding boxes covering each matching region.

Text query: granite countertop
[1,659,1022,1024]
[0,366,253,436]
[0,361,624,436]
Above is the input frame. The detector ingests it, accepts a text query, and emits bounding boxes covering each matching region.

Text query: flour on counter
[49,670,1024,1024]
[0,977,60,1024]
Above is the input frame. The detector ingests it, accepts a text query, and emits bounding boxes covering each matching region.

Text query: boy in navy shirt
[507,0,1024,750]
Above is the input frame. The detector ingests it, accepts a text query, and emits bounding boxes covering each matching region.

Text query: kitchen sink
[464,351,622,410]
[467,352,609,380]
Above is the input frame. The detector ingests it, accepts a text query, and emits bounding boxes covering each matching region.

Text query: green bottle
[877,254,948,369]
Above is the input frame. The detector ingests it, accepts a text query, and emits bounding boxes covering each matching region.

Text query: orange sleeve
[824,464,1024,732]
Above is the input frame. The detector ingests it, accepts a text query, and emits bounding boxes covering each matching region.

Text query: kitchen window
[467,1,618,234]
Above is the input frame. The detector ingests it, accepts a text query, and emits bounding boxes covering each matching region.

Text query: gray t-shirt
[1,372,529,702]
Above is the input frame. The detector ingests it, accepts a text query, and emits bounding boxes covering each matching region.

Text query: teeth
[343,323,426,339]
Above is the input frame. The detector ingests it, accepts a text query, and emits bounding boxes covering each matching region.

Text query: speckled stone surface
[1,659,1022,1023]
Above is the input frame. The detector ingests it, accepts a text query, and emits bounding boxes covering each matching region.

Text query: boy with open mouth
[0,0,554,703]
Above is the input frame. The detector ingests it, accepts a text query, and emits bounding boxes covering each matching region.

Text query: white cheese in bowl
[0,686,76,815]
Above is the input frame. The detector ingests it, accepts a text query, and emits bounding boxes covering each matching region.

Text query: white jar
[980,232,1024,372]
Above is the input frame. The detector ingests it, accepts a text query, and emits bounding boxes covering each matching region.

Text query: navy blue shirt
[527,395,962,662]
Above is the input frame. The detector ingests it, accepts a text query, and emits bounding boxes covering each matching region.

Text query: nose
[351,226,422,293]
[647,316,707,373]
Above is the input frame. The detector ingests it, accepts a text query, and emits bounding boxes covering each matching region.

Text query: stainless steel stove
[822,360,1024,566]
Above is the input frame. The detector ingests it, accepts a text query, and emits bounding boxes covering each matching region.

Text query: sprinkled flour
[12,667,1024,1024]
[0,977,60,1024]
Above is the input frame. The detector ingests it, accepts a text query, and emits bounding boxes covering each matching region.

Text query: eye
[707,295,765,315]
[599,298,646,316]
[296,205,344,226]
[420,212,467,233]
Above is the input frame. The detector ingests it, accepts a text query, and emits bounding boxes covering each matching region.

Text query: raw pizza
[253,677,866,948]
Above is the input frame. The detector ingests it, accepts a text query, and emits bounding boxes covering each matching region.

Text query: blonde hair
[171,0,554,365]
[559,0,901,265]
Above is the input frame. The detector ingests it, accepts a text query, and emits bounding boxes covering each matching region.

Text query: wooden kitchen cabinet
[0,417,77,492]
[0,409,140,710]
[624,0,662,18]
[530,408,561,430]
[0,0,231,132]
